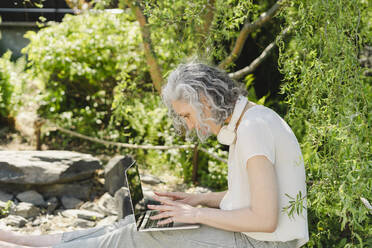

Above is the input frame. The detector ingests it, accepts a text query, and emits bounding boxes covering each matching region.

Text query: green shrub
[0,51,28,125]
[278,0,371,246]
[197,141,228,191]
[0,52,14,121]
[111,91,195,179]
[22,11,150,150]
[23,11,148,124]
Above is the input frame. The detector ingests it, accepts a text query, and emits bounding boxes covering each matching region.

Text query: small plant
[0,200,13,218]
[282,191,307,219]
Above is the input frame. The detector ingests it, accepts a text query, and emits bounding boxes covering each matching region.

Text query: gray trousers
[53,215,297,248]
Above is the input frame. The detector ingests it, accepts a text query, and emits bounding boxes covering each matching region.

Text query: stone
[0,201,7,209]
[97,192,118,216]
[11,202,40,218]
[2,215,27,227]
[0,150,102,185]
[61,209,104,221]
[32,218,42,226]
[0,190,13,202]
[16,190,45,206]
[38,182,92,200]
[79,201,102,213]
[114,187,133,219]
[140,174,163,185]
[104,156,133,195]
[73,219,96,228]
[61,196,83,209]
[46,197,59,213]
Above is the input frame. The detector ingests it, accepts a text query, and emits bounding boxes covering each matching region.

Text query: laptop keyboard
[144,211,174,229]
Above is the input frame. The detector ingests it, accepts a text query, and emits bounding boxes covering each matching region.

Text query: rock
[114,187,133,219]
[61,196,83,209]
[0,190,13,202]
[46,197,59,213]
[105,156,133,195]
[11,202,40,219]
[0,150,102,185]
[142,186,155,199]
[32,218,42,226]
[2,215,27,227]
[73,219,96,228]
[61,209,104,221]
[0,201,8,209]
[140,174,163,185]
[96,215,118,227]
[38,182,92,200]
[79,201,102,214]
[16,190,45,206]
[97,192,117,216]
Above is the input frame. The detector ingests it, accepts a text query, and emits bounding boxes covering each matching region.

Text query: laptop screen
[125,161,147,222]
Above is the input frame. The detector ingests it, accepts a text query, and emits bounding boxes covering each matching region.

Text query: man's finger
[155,191,183,199]
[150,211,174,220]
[147,204,174,212]
[153,195,179,206]
[157,217,174,225]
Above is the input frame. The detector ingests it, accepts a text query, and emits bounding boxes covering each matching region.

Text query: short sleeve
[235,118,275,166]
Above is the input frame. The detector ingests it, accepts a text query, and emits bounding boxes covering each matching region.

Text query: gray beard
[185,127,212,143]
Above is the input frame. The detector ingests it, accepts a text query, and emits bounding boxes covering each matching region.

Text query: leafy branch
[228,26,290,80]
[218,0,285,69]
[282,190,307,219]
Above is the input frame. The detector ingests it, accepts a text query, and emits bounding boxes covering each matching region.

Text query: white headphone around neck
[217,95,248,145]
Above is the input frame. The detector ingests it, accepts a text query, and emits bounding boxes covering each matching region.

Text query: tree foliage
[0,52,27,125]
[23,11,149,134]
[278,0,371,246]
[0,52,14,121]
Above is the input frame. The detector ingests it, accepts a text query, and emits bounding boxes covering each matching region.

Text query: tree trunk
[124,0,164,94]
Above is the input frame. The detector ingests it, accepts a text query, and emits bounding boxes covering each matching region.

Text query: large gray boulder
[0,150,102,185]
[104,156,133,195]
[37,182,92,200]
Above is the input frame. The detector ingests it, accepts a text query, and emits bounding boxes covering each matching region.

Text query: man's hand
[154,191,202,207]
[147,195,201,225]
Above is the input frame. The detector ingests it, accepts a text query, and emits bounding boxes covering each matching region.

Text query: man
[0,63,308,247]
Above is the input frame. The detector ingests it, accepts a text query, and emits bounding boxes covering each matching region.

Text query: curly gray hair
[162,63,247,142]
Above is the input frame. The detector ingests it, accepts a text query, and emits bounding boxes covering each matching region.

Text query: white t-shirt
[219,105,309,247]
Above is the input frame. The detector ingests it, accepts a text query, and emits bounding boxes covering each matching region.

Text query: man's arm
[197,155,278,232]
[153,190,226,208]
[197,191,227,208]
[150,155,278,233]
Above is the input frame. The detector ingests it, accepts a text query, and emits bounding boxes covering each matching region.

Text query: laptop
[124,160,200,232]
